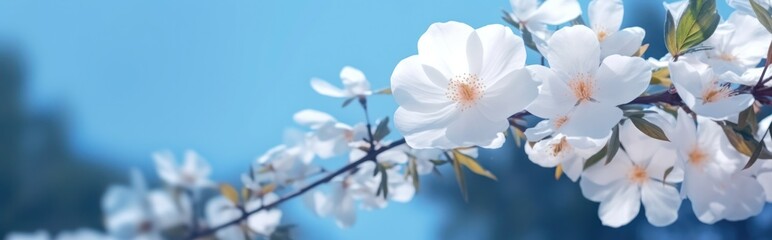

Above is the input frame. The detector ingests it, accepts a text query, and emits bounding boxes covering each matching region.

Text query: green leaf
[750,0,772,33]
[738,106,758,133]
[375,164,389,199]
[219,183,240,205]
[668,0,720,57]
[630,117,670,141]
[342,96,357,108]
[452,149,498,180]
[719,121,772,161]
[372,117,391,141]
[606,124,621,165]
[407,157,421,192]
[449,151,468,202]
[583,146,608,170]
[665,9,678,57]
[429,159,448,166]
[746,119,772,169]
[662,166,675,185]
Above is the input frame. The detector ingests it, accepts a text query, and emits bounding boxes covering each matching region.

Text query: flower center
[446,73,485,110]
[549,137,570,157]
[343,130,354,142]
[718,52,736,62]
[628,165,648,184]
[554,116,570,129]
[568,73,596,104]
[181,171,197,184]
[593,25,608,42]
[688,147,707,167]
[597,31,608,42]
[701,81,732,104]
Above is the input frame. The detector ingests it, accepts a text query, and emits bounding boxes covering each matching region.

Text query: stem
[186,190,198,235]
[186,138,407,240]
[359,96,376,152]
[625,89,683,106]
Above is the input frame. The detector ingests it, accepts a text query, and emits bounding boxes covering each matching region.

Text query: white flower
[153,150,214,189]
[205,194,282,238]
[253,144,320,186]
[728,0,772,17]
[205,196,245,240]
[508,0,582,39]
[56,229,113,240]
[102,169,188,240]
[293,109,367,158]
[391,21,540,149]
[525,134,607,182]
[580,120,683,227]
[306,160,414,228]
[349,141,416,202]
[588,0,646,59]
[525,25,651,139]
[700,12,772,75]
[245,194,283,236]
[5,231,49,240]
[669,61,754,120]
[668,109,765,223]
[755,115,772,203]
[311,66,372,98]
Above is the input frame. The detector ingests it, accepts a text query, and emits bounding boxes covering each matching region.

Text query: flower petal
[529,0,582,25]
[583,150,633,185]
[593,54,651,105]
[598,181,641,228]
[394,107,457,149]
[310,78,348,98]
[545,25,600,76]
[473,24,527,84]
[641,180,681,226]
[445,108,509,148]
[525,65,574,119]
[600,27,645,59]
[340,66,371,96]
[293,109,336,128]
[589,0,624,35]
[417,21,475,77]
[391,55,451,111]
[558,102,621,139]
[691,94,754,120]
[477,68,539,121]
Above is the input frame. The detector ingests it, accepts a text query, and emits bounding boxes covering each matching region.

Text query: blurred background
[1,0,771,239]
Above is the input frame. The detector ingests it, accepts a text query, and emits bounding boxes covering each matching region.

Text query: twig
[186,138,407,239]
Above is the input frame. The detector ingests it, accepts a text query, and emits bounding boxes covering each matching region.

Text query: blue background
[1,0,769,239]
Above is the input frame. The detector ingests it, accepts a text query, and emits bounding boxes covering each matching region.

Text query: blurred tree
[0,41,121,237]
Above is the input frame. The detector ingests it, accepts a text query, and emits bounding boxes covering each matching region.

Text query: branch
[187,138,407,239]
[624,89,683,106]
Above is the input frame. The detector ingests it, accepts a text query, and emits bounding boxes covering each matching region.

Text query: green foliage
[373,117,391,142]
[629,117,670,141]
[750,0,772,33]
[665,0,720,58]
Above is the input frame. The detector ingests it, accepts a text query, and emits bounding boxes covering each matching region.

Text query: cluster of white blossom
[392,0,772,228]
[8,0,772,239]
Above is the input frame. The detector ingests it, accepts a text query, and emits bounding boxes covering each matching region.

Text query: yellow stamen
[446,73,485,111]
[629,165,648,184]
[568,73,596,104]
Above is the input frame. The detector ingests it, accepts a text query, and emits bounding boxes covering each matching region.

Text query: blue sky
[0,0,738,239]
